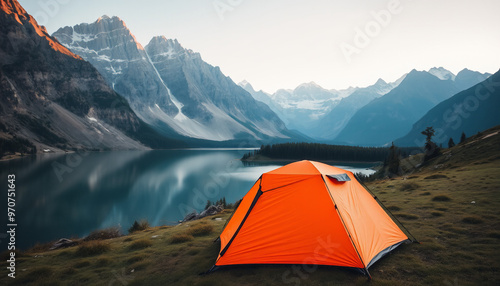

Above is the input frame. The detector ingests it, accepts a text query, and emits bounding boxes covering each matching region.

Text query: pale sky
[19,0,500,93]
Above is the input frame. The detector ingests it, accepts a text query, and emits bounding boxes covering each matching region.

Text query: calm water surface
[0,150,375,249]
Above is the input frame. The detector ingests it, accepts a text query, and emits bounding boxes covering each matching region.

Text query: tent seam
[320,175,369,276]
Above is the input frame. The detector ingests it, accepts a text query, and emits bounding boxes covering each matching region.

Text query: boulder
[50,238,77,250]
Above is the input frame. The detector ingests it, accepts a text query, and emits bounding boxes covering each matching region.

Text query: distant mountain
[241,81,348,136]
[307,76,405,140]
[395,69,500,147]
[335,68,491,146]
[239,81,274,106]
[0,0,178,153]
[454,68,492,91]
[53,17,292,143]
[428,67,456,81]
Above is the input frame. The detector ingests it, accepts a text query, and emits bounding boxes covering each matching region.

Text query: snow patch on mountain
[428,67,456,81]
[53,16,293,143]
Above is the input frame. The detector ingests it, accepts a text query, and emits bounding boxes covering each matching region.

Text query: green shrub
[128,220,150,234]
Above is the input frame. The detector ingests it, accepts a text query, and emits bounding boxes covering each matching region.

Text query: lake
[0,150,376,250]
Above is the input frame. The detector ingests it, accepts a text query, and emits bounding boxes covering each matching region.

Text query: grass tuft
[386,205,401,211]
[27,241,56,253]
[96,257,112,266]
[424,174,449,180]
[431,211,443,217]
[27,266,53,279]
[188,224,214,237]
[61,267,77,276]
[127,255,144,264]
[170,234,194,244]
[129,238,153,250]
[462,216,484,224]
[487,231,500,239]
[395,213,419,220]
[400,182,420,191]
[73,260,91,268]
[84,227,121,241]
[75,241,111,257]
[432,195,452,202]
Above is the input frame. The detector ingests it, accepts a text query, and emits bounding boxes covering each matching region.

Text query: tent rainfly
[209,160,417,278]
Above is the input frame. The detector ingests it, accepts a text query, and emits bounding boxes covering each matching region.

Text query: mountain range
[52,16,294,144]
[1,0,497,154]
[240,76,403,139]
[395,69,500,147]
[334,68,491,146]
[0,0,180,153]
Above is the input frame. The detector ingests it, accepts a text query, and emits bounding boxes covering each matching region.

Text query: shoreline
[241,157,383,166]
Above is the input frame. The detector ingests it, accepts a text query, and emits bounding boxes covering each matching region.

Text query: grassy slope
[1,127,499,286]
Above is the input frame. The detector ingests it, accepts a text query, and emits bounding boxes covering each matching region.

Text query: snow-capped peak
[238,80,253,91]
[97,15,111,22]
[297,81,322,89]
[374,78,387,86]
[428,67,456,81]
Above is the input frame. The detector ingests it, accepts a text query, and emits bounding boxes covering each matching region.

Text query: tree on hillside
[385,142,401,176]
[448,137,455,148]
[421,126,440,161]
[460,132,467,144]
[205,200,211,210]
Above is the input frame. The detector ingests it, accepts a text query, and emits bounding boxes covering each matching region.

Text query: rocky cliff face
[0,0,177,153]
[145,36,290,141]
[52,16,178,117]
[53,18,292,142]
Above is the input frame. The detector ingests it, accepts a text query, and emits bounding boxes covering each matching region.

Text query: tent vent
[327,174,351,182]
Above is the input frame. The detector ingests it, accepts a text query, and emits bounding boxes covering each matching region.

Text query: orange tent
[211,160,414,278]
